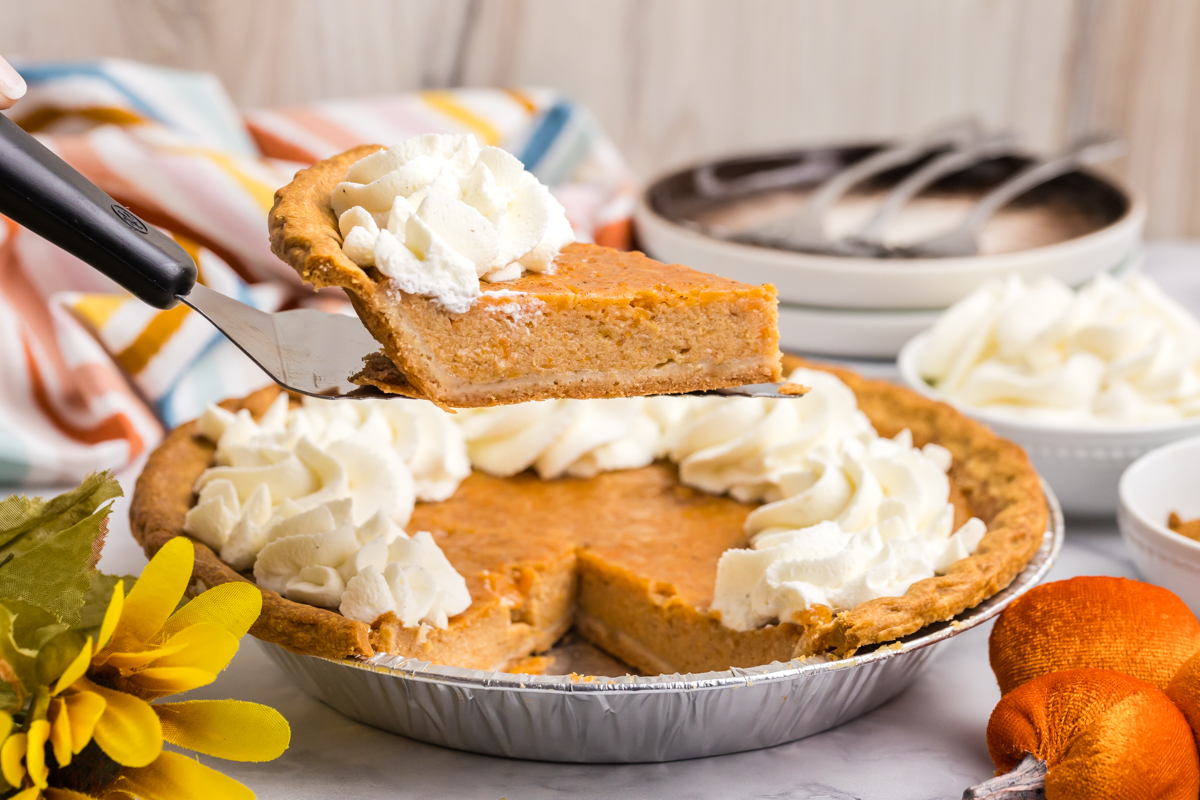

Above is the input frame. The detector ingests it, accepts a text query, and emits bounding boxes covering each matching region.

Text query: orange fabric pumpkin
[989,576,1200,695]
[983,668,1199,800]
[1168,649,1200,752]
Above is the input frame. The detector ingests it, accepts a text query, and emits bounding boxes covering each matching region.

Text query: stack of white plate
[634,146,1145,360]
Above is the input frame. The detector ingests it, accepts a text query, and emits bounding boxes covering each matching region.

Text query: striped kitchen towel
[0,58,636,485]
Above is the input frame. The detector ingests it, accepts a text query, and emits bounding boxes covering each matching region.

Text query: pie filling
[134,363,1045,675]
[348,242,783,406]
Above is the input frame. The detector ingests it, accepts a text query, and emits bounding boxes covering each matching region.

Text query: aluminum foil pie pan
[262,483,1062,763]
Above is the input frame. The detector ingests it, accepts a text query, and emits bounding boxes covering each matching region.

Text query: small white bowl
[898,332,1200,515]
[1118,437,1200,616]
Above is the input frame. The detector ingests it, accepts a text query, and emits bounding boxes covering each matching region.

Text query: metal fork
[896,136,1126,258]
[0,115,801,402]
[741,118,980,252]
[842,131,1018,253]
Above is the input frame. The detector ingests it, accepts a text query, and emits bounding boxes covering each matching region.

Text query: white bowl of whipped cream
[1118,436,1200,616]
[897,271,1200,515]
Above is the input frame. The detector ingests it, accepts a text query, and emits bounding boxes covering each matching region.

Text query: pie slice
[268,144,782,407]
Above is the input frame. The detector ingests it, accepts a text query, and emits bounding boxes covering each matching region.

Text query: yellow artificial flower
[1,538,289,799]
[92,538,261,700]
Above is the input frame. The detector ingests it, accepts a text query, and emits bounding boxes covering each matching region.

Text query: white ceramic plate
[777,251,1140,358]
[635,151,1145,310]
[1118,437,1200,616]
[778,303,941,358]
[897,332,1200,515]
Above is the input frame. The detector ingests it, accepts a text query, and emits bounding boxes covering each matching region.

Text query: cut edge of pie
[128,358,1048,672]
[267,145,783,408]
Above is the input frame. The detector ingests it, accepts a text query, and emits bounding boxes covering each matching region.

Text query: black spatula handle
[0,113,196,308]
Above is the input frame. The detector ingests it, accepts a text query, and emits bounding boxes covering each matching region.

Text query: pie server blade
[0,114,798,403]
[179,284,380,398]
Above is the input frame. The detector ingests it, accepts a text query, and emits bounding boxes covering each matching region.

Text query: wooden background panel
[459,0,1078,176]
[1071,0,1200,236]
[1,0,1198,236]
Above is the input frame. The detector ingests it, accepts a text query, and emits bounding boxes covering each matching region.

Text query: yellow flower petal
[79,677,162,768]
[103,538,193,658]
[10,787,41,800]
[114,750,255,800]
[62,691,107,755]
[49,697,74,769]
[96,582,125,652]
[120,667,218,695]
[156,699,290,762]
[53,636,94,696]
[25,718,50,787]
[160,581,261,641]
[154,624,239,674]
[103,642,189,672]
[46,787,103,800]
[1,731,26,787]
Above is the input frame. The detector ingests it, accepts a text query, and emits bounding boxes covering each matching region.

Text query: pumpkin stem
[963,754,1047,799]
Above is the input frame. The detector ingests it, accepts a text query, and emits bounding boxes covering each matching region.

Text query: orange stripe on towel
[24,337,144,453]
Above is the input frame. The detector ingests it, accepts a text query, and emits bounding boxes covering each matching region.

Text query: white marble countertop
[25,241,1200,798]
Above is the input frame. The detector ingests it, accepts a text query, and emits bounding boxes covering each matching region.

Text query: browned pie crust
[267,146,782,408]
[129,358,1047,670]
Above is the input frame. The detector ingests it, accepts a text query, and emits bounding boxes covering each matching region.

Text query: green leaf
[4,600,67,651]
[0,471,122,559]
[0,498,118,628]
[34,630,87,687]
[0,679,15,713]
[0,603,39,694]
[74,572,135,641]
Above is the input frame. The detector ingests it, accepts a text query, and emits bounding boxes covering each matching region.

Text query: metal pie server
[0,114,379,398]
[0,115,801,402]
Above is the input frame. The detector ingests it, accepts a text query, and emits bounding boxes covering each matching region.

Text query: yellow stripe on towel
[420,91,501,145]
[72,294,127,331]
[116,303,191,375]
[164,146,277,213]
[16,106,145,133]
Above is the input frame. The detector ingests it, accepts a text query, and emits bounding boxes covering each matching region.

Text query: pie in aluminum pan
[128,358,1047,674]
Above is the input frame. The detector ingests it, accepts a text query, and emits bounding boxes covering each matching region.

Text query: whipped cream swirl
[711,430,986,630]
[456,397,691,479]
[333,133,575,313]
[919,273,1200,425]
[183,393,472,627]
[666,369,876,503]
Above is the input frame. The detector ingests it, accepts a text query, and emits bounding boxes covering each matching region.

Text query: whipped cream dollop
[183,393,472,627]
[665,369,876,503]
[919,273,1200,425]
[253,500,470,627]
[711,429,986,631]
[332,133,575,313]
[456,397,692,480]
